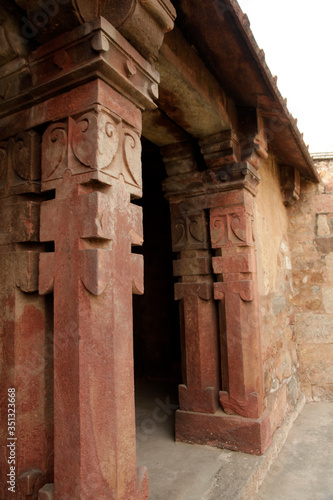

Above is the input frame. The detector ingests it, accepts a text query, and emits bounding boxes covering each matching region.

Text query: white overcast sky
[237,0,333,153]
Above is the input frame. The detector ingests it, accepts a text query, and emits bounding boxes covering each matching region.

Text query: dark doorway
[133,140,181,385]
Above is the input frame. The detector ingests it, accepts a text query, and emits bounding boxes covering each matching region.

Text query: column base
[175,408,272,455]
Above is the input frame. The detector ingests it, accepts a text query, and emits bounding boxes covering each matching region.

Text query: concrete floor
[135,381,222,500]
[135,383,333,500]
[255,403,333,500]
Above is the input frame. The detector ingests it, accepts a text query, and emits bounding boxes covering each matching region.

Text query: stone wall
[255,155,299,434]
[288,157,333,402]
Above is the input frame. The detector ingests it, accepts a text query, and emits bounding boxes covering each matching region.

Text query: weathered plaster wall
[288,158,333,402]
[255,155,299,433]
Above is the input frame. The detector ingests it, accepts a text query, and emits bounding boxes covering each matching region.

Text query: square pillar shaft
[0,132,52,498]
[0,16,160,499]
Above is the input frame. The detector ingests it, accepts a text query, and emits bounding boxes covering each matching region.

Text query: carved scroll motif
[11,130,41,182]
[72,111,120,171]
[42,112,142,192]
[123,129,142,188]
[42,123,68,182]
[210,211,252,248]
[171,211,208,252]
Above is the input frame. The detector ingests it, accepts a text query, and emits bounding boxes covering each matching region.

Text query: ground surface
[255,402,333,500]
[135,383,333,500]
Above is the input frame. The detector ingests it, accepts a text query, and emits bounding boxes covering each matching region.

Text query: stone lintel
[0,17,160,121]
[15,0,176,62]
[157,27,233,138]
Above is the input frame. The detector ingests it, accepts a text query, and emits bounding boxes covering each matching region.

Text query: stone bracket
[280,165,301,206]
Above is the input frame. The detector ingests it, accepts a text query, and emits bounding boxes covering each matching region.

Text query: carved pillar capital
[0,17,160,127]
[199,130,261,196]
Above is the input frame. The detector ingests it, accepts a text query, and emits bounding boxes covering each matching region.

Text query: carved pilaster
[162,142,220,414]
[209,190,264,419]
[200,131,265,419]
[0,130,51,499]
[167,135,271,454]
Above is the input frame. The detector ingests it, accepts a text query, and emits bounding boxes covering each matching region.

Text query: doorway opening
[133,139,181,455]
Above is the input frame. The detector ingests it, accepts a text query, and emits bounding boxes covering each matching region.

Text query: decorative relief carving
[72,111,120,171]
[171,210,208,252]
[42,122,68,182]
[42,111,142,190]
[0,130,41,195]
[11,130,41,182]
[80,249,112,296]
[210,210,252,248]
[0,6,29,65]
[91,32,110,53]
[123,128,142,188]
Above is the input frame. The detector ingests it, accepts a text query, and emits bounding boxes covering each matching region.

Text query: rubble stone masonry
[288,156,333,402]
[255,155,298,434]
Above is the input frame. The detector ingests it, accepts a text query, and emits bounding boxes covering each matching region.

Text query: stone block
[325,252,333,281]
[322,286,333,313]
[175,408,272,455]
[268,385,287,435]
[315,237,333,254]
[311,384,333,402]
[276,351,292,382]
[38,483,54,500]
[317,214,330,236]
[272,295,286,315]
[287,374,299,407]
[315,193,333,213]
[296,313,333,343]
[298,344,333,385]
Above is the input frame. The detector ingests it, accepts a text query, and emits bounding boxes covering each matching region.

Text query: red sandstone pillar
[32,18,160,495]
[38,104,155,499]
[163,143,220,414]
[210,189,264,418]
[0,12,163,496]
[0,131,52,498]
[173,132,272,455]
[199,130,266,419]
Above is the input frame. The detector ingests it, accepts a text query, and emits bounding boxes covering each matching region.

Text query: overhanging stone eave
[174,0,320,184]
